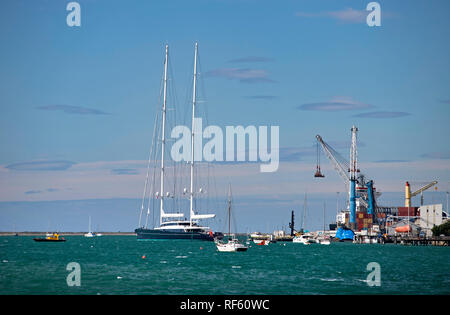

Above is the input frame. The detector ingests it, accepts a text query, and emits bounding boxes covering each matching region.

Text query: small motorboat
[216,237,248,252]
[33,233,66,242]
[293,233,314,245]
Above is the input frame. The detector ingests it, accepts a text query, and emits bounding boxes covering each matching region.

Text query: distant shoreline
[0,232,136,236]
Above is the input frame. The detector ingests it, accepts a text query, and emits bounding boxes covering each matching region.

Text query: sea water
[0,236,449,295]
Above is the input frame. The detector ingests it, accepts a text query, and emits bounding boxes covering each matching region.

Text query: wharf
[393,236,450,246]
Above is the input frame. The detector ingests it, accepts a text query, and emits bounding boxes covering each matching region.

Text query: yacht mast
[302,192,307,231]
[228,184,232,239]
[160,44,169,225]
[189,42,198,226]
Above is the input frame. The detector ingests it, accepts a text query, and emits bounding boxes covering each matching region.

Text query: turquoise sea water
[0,236,449,295]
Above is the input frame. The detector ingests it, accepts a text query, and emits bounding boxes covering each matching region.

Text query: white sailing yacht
[84,216,94,237]
[135,43,216,240]
[318,202,331,245]
[215,185,248,252]
[293,192,314,244]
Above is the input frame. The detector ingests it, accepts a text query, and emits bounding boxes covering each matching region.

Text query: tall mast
[228,184,232,239]
[302,192,307,231]
[189,42,198,226]
[160,44,169,225]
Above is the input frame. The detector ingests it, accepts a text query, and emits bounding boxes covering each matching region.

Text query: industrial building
[315,126,448,239]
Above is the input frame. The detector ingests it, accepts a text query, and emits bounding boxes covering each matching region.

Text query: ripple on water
[0,237,449,294]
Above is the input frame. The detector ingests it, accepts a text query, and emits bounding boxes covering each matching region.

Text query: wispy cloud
[421,151,450,160]
[1,157,449,202]
[353,111,411,119]
[297,96,373,112]
[36,105,111,115]
[228,56,274,63]
[295,8,367,23]
[279,146,315,162]
[6,160,76,171]
[205,68,275,83]
[245,95,278,100]
[24,188,59,195]
[374,159,410,163]
[111,168,139,175]
[25,190,42,195]
[279,141,362,162]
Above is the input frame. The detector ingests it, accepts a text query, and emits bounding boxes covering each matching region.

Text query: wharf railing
[393,236,450,246]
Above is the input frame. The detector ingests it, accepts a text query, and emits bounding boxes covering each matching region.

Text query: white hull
[216,239,248,252]
[293,238,310,245]
[293,234,314,245]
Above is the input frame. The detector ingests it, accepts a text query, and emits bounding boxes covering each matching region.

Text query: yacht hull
[135,228,214,241]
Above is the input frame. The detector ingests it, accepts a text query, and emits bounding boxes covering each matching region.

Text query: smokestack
[405,181,411,207]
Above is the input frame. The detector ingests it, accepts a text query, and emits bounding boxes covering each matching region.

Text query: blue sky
[0,0,449,231]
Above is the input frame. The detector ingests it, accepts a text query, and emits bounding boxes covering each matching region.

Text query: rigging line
[142,56,165,228]
[140,111,159,228]
[146,89,164,228]
[197,48,219,218]
[145,111,162,229]
[149,117,162,228]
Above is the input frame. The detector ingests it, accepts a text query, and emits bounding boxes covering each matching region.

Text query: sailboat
[293,192,314,244]
[84,216,95,237]
[215,185,248,252]
[318,202,331,245]
[135,43,216,241]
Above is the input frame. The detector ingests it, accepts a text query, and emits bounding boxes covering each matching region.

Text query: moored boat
[293,233,313,245]
[216,238,248,252]
[135,43,216,241]
[33,232,66,242]
[215,185,248,252]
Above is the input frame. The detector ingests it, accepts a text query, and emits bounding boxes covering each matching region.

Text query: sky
[0,0,449,232]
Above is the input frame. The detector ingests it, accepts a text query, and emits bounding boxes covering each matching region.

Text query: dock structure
[393,236,450,246]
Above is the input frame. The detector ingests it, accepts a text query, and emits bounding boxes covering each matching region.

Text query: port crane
[315,133,367,198]
[315,127,378,229]
[314,141,325,178]
[405,181,438,207]
[315,135,351,189]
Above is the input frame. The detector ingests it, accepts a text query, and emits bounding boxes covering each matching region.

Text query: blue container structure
[335,227,355,241]
[349,179,356,227]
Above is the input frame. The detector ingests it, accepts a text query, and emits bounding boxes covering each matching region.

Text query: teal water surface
[0,236,449,295]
